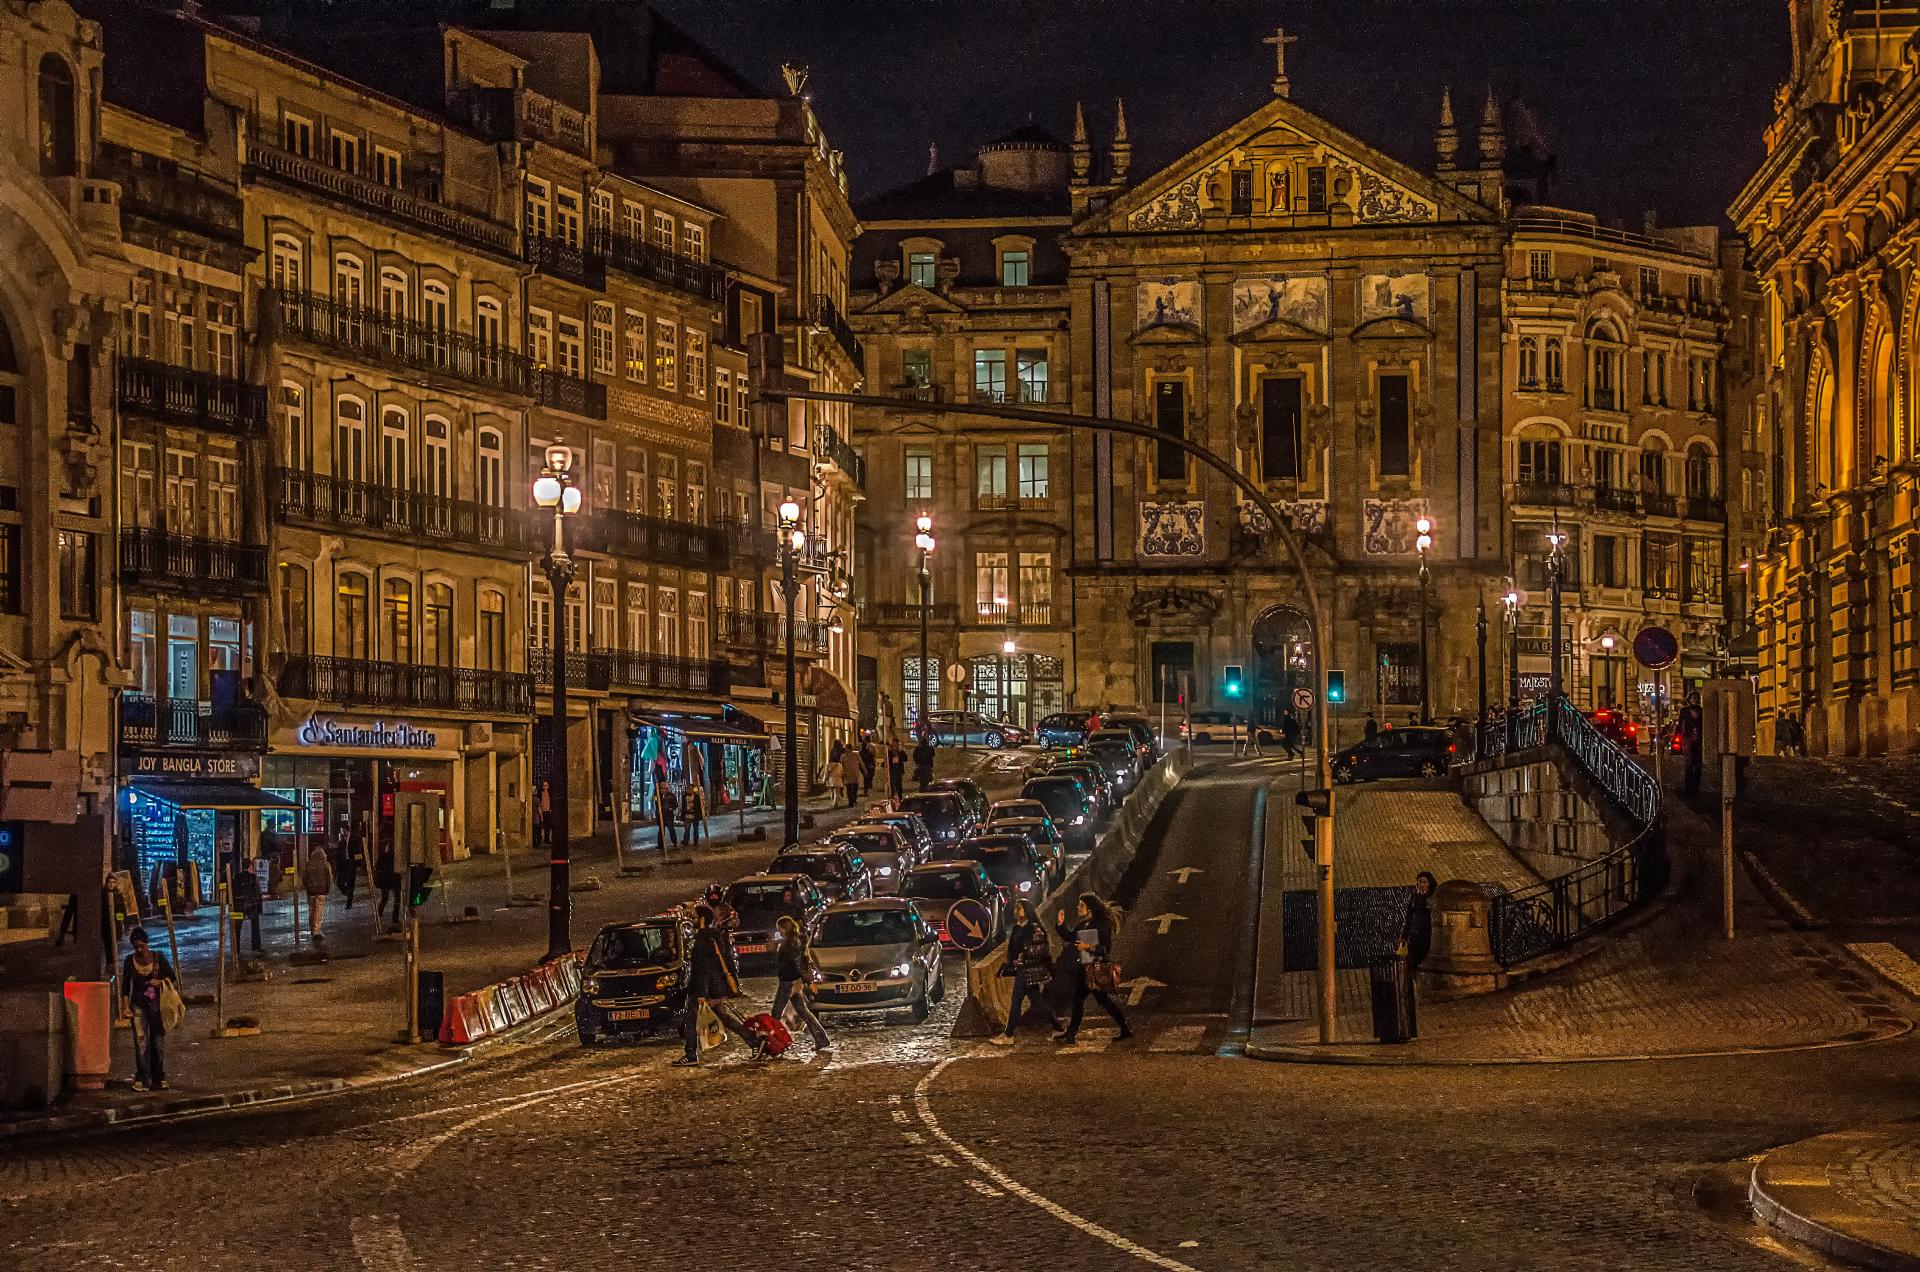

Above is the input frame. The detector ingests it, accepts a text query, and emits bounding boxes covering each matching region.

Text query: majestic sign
[128,752,259,779]
[297,716,440,750]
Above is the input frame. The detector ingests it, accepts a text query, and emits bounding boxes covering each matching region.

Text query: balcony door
[381,408,410,525]
[423,416,452,535]
[167,614,199,704]
[164,448,198,537]
[120,441,157,530]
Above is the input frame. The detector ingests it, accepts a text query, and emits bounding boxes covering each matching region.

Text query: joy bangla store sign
[297,716,441,750]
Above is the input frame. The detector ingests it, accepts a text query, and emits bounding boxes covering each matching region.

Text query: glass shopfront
[262,755,453,869]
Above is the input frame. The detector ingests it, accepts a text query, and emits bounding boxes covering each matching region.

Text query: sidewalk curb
[1244,1017,1914,1067]
[1750,1130,1920,1271]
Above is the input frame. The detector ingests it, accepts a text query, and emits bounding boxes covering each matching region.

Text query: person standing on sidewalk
[1403,872,1436,970]
[302,843,334,941]
[838,745,864,807]
[654,780,680,849]
[998,899,1062,1040]
[683,772,707,847]
[120,927,177,1091]
[674,905,754,1067]
[231,860,264,954]
[912,735,937,790]
[333,826,360,910]
[858,738,876,792]
[887,745,907,801]
[1680,692,1706,796]
[374,843,402,931]
[1055,893,1131,1044]
[772,914,831,1056]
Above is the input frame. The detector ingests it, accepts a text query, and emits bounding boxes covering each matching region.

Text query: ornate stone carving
[1362,497,1432,555]
[1126,585,1219,624]
[1130,177,1205,231]
[1139,501,1206,557]
[1239,499,1327,535]
[874,258,900,293]
[1355,173,1433,224]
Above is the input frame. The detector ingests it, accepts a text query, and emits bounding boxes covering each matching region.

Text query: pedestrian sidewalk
[0,748,1016,1138]
[1251,776,1916,1063]
[1751,1125,1920,1270]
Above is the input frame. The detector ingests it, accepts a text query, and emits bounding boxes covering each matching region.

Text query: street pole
[1546,524,1566,743]
[1722,748,1736,941]
[1475,597,1488,734]
[780,514,801,849]
[1415,517,1432,726]
[915,515,935,753]
[534,448,578,963]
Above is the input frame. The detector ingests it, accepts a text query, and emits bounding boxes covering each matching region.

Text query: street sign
[1633,625,1679,670]
[945,663,969,685]
[1292,686,1314,710]
[946,898,992,953]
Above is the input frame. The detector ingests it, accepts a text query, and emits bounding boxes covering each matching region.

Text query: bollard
[1419,879,1508,996]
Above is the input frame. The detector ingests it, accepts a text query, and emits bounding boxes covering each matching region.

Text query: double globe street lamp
[778,498,804,848]
[1415,516,1433,725]
[532,444,581,962]
[914,515,935,741]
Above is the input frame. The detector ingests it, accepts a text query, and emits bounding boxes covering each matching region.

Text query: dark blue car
[1036,711,1093,749]
[576,916,692,1045]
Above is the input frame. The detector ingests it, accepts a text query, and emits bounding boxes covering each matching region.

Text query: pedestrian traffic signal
[406,864,436,910]
[1223,665,1244,698]
[1295,788,1330,860]
[1326,671,1346,704]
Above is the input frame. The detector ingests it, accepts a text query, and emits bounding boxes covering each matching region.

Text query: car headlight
[582,976,601,994]
[1073,814,1085,825]
[890,963,913,978]
[1018,881,1032,892]
[878,866,894,877]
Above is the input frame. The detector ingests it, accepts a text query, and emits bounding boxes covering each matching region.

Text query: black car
[899,861,1007,950]
[928,777,990,822]
[987,816,1065,889]
[576,916,692,1045]
[1084,737,1142,791]
[1331,726,1458,783]
[769,845,873,903]
[954,834,1050,902]
[898,791,976,847]
[858,812,937,863]
[1047,760,1115,812]
[725,873,828,967]
[1020,775,1095,839]
[1100,715,1162,757]
[1036,711,1094,749]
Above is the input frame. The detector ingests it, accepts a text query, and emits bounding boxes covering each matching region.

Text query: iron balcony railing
[1593,486,1639,514]
[531,367,608,419]
[867,601,960,627]
[278,654,534,715]
[119,529,269,593]
[815,427,867,490]
[118,358,268,436]
[573,509,723,566]
[273,469,520,551]
[595,230,729,302]
[1642,492,1679,518]
[1685,495,1726,522]
[266,287,532,396]
[1509,481,1579,508]
[811,293,863,367]
[716,608,830,657]
[245,132,516,255]
[599,649,728,696]
[714,514,779,563]
[525,233,607,291]
[120,694,269,751]
[528,648,609,692]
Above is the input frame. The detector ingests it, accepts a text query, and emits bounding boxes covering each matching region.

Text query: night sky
[649,0,1791,228]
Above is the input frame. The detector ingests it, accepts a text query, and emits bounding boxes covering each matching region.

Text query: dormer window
[1001,250,1030,287]
[907,252,937,288]
[1230,170,1254,216]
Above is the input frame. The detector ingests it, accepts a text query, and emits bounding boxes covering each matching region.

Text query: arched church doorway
[1251,604,1315,741]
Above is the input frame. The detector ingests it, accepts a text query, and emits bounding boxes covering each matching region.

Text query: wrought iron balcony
[273,469,521,552]
[595,230,728,302]
[119,529,269,594]
[1593,486,1639,514]
[572,509,723,566]
[528,648,610,692]
[811,293,864,367]
[525,233,606,291]
[865,601,960,627]
[1510,481,1579,508]
[118,358,268,436]
[714,513,778,563]
[531,367,608,419]
[265,287,531,396]
[1641,492,1679,518]
[597,649,729,696]
[814,427,867,490]
[120,694,269,751]
[716,608,830,657]
[277,654,534,715]
[1685,495,1726,522]
[244,131,516,255]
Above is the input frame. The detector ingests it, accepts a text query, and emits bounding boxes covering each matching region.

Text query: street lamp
[914,515,935,748]
[1598,631,1618,712]
[1545,521,1567,741]
[1001,631,1016,728]
[1502,583,1522,749]
[778,498,803,848]
[1415,516,1433,725]
[533,443,581,961]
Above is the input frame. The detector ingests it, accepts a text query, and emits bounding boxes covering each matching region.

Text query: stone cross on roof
[1263,26,1300,98]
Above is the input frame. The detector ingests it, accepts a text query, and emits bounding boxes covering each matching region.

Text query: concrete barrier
[953,750,1193,1037]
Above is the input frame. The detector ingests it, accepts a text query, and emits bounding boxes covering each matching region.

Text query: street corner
[1750,1126,1920,1271]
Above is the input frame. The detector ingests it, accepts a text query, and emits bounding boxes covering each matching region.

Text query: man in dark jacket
[1679,692,1705,796]
[912,736,937,790]
[674,906,754,1066]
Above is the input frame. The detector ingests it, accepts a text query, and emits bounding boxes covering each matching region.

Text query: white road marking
[968,1179,1005,1198]
[892,1108,911,1123]
[1168,867,1203,884]
[888,1093,903,1104]
[351,1215,416,1272]
[1148,1024,1207,1053]
[903,1131,925,1144]
[929,1153,957,1167]
[1742,850,1820,924]
[1119,976,1166,1007]
[915,1059,1201,1271]
[1145,913,1188,936]
[1848,942,1920,999]
[385,1073,630,1178]
[1178,1240,1201,1249]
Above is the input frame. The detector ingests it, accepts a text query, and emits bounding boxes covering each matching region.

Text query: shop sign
[129,752,260,779]
[297,716,440,750]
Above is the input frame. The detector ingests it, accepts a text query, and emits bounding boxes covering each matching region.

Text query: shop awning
[128,781,301,811]
[807,666,853,720]
[631,712,767,745]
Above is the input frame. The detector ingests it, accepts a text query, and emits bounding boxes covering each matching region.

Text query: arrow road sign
[1168,867,1203,884]
[946,898,992,954]
[1146,913,1187,936]
[1119,976,1165,1007]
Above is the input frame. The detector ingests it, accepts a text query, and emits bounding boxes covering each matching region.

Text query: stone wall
[1463,757,1612,879]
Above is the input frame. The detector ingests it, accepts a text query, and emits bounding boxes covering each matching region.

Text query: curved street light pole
[779,501,803,849]
[532,446,580,962]
[764,382,1341,1042]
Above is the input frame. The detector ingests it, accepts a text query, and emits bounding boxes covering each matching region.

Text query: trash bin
[1368,956,1415,1044]
[63,981,113,1089]
[416,970,445,1040]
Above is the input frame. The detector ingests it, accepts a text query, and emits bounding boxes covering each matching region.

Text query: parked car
[1084,736,1143,791]
[1179,711,1275,746]
[826,824,915,893]
[724,873,828,968]
[984,798,1053,828]
[807,899,945,1023]
[898,861,1007,950]
[954,834,1050,901]
[858,812,936,865]
[928,776,990,822]
[575,916,692,1045]
[898,791,977,847]
[1330,726,1458,783]
[924,710,1027,748]
[769,844,873,903]
[1588,707,1640,749]
[1035,711,1095,749]
[1020,775,1096,841]
[1046,760,1115,812]
[987,816,1065,889]
[1100,715,1163,757]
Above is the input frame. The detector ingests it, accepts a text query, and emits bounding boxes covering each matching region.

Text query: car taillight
[1448,743,1456,753]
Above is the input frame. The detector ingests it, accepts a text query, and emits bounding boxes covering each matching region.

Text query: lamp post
[1001,631,1016,728]
[914,515,935,744]
[778,498,803,849]
[1415,516,1433,725]
[1598,631,1618,712]
[532,444,581,962]
[1546,521,1567,741]
[1502,583,1521,749]
[1475,595,1488,733]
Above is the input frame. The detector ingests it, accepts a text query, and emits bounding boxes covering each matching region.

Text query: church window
[1378,373,1411,477]
[907,252,936,289]
[1260,376,1302,481]
[1305,167,1327,214]
[1230,170,1254,216]
[1154,380,1187,482]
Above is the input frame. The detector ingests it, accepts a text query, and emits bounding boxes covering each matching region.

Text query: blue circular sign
[945,899,993,954]
[1633,626,1680,671]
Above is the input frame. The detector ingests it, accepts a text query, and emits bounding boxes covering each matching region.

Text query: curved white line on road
[913,1057,1202,1271]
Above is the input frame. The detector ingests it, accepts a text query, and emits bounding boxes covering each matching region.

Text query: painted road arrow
[1146,913,1188,936]
[1168,867,1203,884]
[1119,977,1166,1007]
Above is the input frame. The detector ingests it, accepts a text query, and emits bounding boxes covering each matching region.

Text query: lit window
[908,252,936,288]
[1001,250,1030,287]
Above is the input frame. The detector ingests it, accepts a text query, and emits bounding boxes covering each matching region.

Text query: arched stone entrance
[1251,604,1315,738]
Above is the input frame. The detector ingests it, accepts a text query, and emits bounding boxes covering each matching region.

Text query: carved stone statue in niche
[935,256,961,293]
[1268,166,1289,213]
[874,258,900,293]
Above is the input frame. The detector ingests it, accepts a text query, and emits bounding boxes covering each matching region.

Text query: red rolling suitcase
[742,1012,793,1057]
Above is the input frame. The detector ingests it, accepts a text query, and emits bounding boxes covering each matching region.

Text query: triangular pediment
[1350,315,1435,341]
[1232,315,1329,344]
[1130,321,1205,347]
[1079,93,1498,237]
[858,283,967,318]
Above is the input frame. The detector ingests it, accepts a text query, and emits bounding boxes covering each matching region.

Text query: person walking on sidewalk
[858,738,876,791]
[333,826,360,910]
[682,772,708,847]
[674,905,755,1067]
[374,843,402,930]
[887,745,907,801]
[1679,691,1706,796]
[1055,893,1131,1044]
[772,914,831,1056]
[302,843,334,941]
[998,899,1062,1039]
[231,860,264,954]
[1403,872,1436,970]
[838,745,864,807]
[912,735,937,790]
[1364,711,1380,742]
[1280,712,1304,761]
[120,927,177,1092]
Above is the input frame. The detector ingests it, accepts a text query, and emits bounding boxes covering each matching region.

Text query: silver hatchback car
[807,899,946,1023]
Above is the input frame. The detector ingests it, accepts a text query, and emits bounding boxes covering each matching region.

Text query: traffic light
[1223,664,1244,699]
[1326,670,1346,704]
[1295,787,1330,859]
[406,864,436,910]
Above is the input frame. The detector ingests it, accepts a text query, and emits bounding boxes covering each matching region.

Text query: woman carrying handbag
[121,926,180,1091]
[997,899,1063,1039]
[1056,893,1131,1044]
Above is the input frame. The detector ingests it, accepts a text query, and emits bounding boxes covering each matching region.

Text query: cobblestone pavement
[1751,1125,1920,1266]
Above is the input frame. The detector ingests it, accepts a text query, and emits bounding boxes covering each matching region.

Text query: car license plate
[835,981,878,993]
[608,1008,652,1021]
[736,942,769,954]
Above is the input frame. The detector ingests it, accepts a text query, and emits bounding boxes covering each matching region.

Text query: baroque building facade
[1731,0,1920,755]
